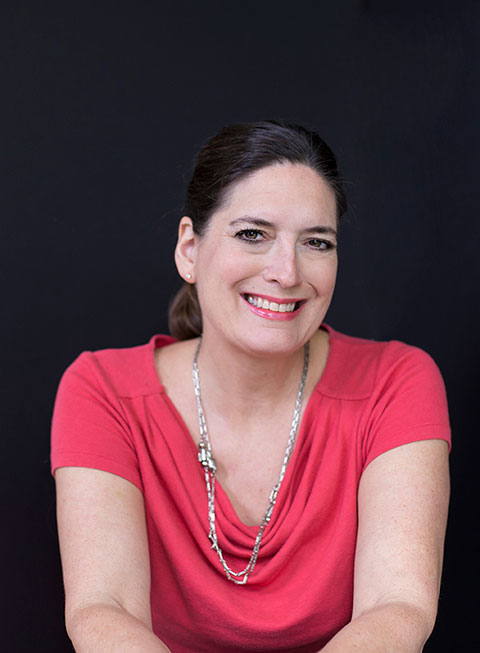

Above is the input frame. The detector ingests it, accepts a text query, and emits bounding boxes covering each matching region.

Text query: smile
[244,294,299,312]
[241,294,307,321]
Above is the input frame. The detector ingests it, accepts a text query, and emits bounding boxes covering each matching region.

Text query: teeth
[245,295,297,313]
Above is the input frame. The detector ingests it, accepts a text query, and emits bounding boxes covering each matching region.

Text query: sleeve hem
[51,452,144,494]
[363,426,451,471]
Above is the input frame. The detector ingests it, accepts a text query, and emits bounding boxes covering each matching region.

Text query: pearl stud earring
[186,273,192,280]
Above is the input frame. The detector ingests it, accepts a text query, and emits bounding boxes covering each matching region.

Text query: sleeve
[362,345,451,470]
[50,351,144,492]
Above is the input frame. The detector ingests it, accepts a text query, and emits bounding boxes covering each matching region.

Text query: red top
[51,325,451,652]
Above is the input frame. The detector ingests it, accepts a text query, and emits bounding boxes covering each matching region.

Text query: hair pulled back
[168,120,347,340]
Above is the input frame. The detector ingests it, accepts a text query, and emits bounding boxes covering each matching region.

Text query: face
[176,163,338,357]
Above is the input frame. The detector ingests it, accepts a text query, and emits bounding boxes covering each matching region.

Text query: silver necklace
[192,338,310,584]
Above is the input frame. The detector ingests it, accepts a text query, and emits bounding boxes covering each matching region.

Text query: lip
[241,294,307,321]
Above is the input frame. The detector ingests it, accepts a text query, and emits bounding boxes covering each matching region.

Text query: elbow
[65,597,154,651]
[419,600,440,644]
[65,599,129,649]
[400,599,438,644]
[375,597,440,648]
[64,601,166,652]
[352,595,440,650]
[65,600,111,648]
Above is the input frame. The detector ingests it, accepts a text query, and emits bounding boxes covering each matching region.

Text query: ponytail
[168,283,203,340]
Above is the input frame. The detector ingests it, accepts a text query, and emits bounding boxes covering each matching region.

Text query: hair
[168,120,347,340]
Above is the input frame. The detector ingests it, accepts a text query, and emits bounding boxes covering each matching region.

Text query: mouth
[242,293,306,314]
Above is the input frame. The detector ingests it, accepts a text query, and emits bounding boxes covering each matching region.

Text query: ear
[174,216,198,283]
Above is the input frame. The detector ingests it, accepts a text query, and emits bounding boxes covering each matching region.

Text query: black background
[2,1,479,650]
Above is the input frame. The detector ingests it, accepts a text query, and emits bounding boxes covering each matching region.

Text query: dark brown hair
[168,120,347,340]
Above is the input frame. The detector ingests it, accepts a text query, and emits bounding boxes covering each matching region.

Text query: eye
[307,238,335,251]
[235,229,265,242]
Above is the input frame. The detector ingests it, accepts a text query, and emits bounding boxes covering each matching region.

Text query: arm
[322,439,450,652]
[56,466,171,652]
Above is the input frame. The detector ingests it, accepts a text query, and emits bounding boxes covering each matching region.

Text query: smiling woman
[174,162,338,356]
[51,121,451,652]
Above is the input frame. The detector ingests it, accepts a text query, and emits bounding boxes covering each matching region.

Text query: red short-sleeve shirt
[51,325,451,652]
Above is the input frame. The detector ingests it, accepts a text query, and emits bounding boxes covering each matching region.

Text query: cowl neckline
[149,326,336,533]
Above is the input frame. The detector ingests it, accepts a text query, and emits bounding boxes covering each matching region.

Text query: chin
[234,329,310,358]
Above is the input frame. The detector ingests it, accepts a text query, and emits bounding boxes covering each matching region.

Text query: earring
[186,273,192,280]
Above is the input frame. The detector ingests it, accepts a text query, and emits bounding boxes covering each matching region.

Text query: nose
[262,243,301,288]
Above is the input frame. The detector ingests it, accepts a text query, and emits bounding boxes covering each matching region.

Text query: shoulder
[61,334,176,399]
[320,324,443,400]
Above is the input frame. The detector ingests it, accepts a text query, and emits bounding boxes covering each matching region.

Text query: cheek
[309,257,338,293]
[203,248,257,285]
[195,248,248,303]
[328,258,338,285]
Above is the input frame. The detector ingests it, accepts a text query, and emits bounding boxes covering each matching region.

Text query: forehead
[217,163,337,227]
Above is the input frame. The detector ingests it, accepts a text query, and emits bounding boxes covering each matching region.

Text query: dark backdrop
[2,1,478,650]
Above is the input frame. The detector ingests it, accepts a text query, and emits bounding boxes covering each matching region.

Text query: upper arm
[55,466,152,631]
[352,439,450,627]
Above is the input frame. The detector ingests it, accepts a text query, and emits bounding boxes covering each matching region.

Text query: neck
[195,331,309,420]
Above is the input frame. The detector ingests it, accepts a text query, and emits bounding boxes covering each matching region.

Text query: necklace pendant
[198,443,217,474]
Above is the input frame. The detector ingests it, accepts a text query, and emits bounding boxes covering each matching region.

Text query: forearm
[67,602,171,652]
[321,601,434,652]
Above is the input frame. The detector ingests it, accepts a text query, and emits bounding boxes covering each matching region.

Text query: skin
[56,163,450,651]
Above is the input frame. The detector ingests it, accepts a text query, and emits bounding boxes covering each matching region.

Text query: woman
[51,121,451,652]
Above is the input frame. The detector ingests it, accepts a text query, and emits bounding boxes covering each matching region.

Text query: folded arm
[56,466,171,652]
[322,439,450,652]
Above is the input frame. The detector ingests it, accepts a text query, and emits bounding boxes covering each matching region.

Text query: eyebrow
[229,216,337,237]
